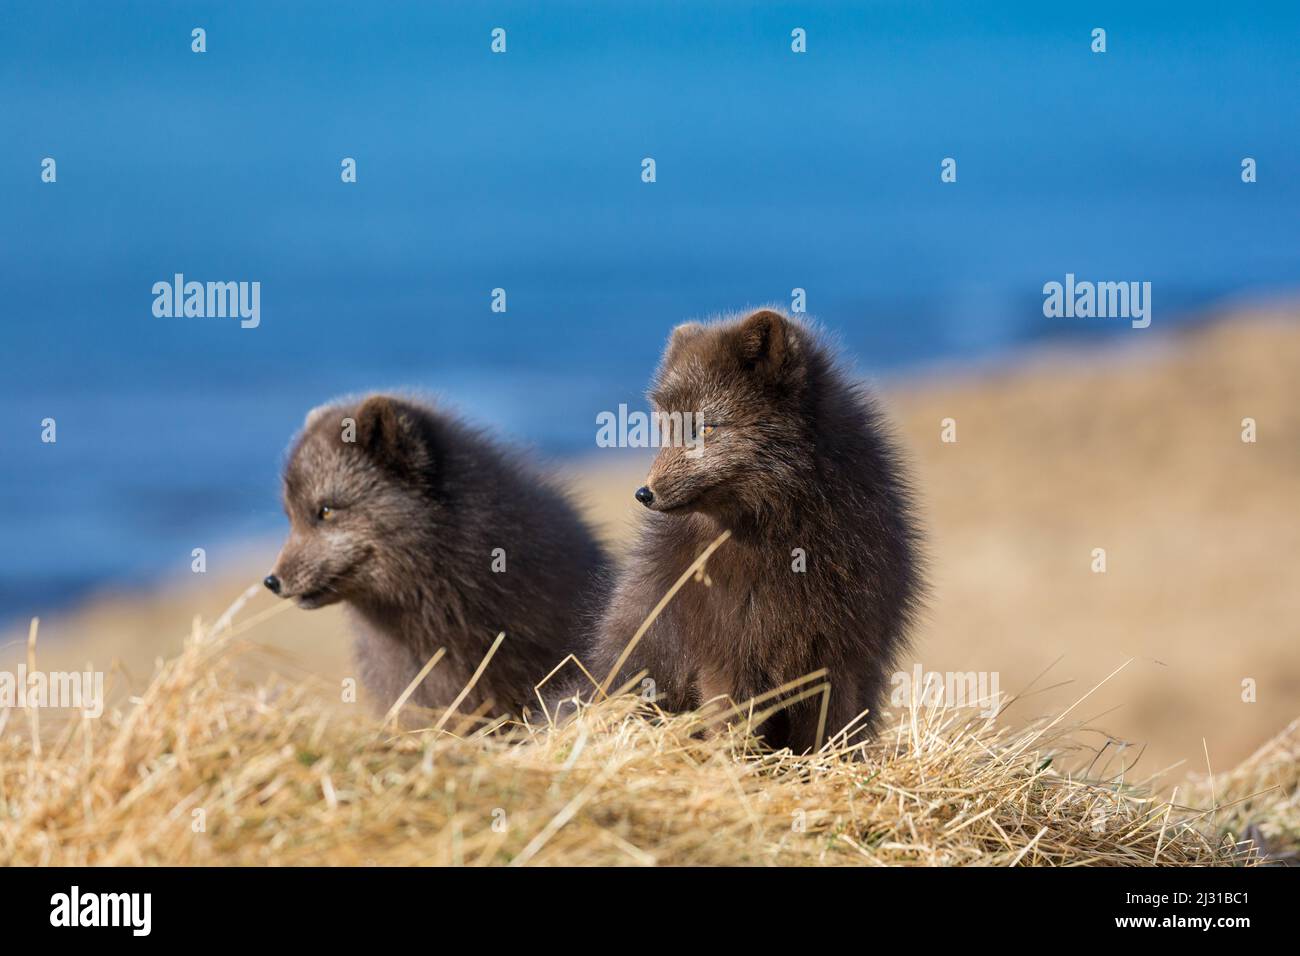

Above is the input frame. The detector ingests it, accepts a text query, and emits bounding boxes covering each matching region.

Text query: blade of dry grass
[599,529,731,696]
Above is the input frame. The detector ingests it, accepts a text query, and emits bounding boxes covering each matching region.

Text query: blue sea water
[1,1,1298,621]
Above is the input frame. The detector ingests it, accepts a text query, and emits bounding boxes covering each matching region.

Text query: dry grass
[1,588,1289,867]
[1185,718,1300,865]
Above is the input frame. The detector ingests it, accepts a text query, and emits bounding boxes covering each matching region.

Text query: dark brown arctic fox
[264,394,607,720]
[591,309,923,753]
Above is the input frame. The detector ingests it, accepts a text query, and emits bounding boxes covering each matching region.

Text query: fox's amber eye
[700,423,717,437]
[317,505,335,521]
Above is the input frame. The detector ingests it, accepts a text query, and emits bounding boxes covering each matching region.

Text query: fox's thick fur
[268,394,607,719]
[591,309,923,752]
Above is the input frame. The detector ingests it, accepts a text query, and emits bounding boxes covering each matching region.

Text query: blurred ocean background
[1,0,1297,621]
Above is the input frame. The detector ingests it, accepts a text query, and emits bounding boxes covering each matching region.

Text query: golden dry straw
[0,589,1289,866]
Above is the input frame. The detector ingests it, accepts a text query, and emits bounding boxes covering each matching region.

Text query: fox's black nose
[634,486,655,507]
[263,574,281,595]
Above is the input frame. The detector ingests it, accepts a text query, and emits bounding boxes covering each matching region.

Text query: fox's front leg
[692,667,744,740]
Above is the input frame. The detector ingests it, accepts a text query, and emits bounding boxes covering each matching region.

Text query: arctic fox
[591,310,923,752]
[265,394,607,720]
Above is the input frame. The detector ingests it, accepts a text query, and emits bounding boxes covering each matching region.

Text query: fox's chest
[670,552,810,657]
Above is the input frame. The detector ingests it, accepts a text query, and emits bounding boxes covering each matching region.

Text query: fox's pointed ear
[354,396,425,469]
[671,321,704,344]
[303,403,332,431]
[665,321,705,363]
[734,309,793,374]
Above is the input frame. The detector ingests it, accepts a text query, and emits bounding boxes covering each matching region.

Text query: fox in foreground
[590,309,924,752]
[264,394,607,720]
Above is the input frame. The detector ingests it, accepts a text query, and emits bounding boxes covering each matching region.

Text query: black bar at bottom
[0,865,1284,940]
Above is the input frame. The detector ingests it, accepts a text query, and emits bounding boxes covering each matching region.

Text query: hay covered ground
[2,306,1297,865]
[0,605,1290,866]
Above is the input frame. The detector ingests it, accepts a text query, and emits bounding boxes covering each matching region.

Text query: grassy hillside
[1,599,1290,866]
